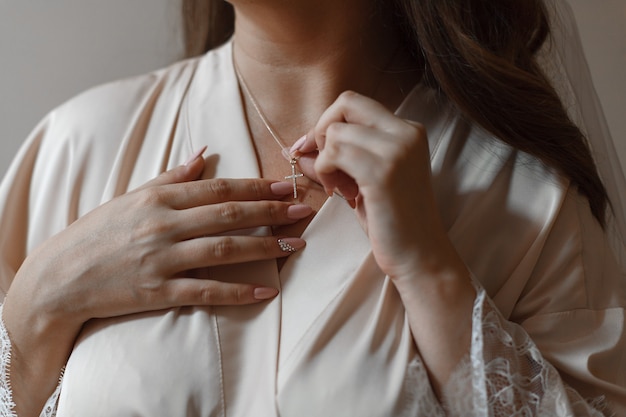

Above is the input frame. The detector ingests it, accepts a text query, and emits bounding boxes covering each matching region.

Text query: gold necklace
[234,61,304,199]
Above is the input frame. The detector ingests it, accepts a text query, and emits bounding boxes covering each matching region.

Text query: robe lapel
[184,42,282,417]
[277,195,372,370]
[183,41,456,414]
[186,41,260,179]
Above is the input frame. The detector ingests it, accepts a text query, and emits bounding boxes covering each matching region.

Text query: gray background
[0,0,624,177]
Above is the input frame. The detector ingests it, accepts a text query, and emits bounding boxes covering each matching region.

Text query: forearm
[392,250,475,398]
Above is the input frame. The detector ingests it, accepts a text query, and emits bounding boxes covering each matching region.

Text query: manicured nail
[277,237,306,253]
[184,146,207,166]
[290,135,307,153]
[287,204,313,220]
[254,287,279,300]
[271,181,293,195]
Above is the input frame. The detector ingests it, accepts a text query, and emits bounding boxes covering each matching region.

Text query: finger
[292,91,401,159]
[152,178,295,210]
[314,123,398,192]
[134,146,207,191]
[162,279,279,306]
[293,152,320,184]
[290,131,316,155]
[315,91,401,150]
[168,236,306,272]
[175,201,313,239]
[329,172,359,201]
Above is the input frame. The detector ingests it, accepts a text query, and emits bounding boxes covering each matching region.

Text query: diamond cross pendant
[284,158,304,199]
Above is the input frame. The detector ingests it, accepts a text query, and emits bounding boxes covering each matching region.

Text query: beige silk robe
[0,41,625,416]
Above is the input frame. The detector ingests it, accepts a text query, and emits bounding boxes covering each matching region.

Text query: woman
[1,0,625,415]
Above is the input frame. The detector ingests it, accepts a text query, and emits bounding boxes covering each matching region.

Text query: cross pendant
[284,158,304,199]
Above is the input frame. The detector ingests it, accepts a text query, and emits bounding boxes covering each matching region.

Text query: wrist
[390,242,475,306]
[3,290,77,417]
[390,237,468,283]
[3,281,82,369]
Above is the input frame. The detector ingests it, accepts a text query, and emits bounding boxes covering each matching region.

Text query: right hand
[2,151,310,417]
[4,151,309,332]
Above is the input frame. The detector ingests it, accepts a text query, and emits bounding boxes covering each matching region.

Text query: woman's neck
[231,0,419,145]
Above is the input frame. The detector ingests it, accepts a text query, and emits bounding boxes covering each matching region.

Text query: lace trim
[443,285,611,416]
[40,372,62,417]
[0,304,17,417]
[398,356,446,416]
[1,287,614,417]
[0,303,62,417]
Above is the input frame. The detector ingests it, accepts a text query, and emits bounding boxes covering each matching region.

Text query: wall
[0,1,624,178]
[568,0,626,165]
[0,0,183,176]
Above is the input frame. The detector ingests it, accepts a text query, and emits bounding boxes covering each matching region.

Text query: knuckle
[266,202,281,223]
[199,284,248,305]
[134,278,164,305]
[249,180,265,200]
[199,285,216,304]
[326,122,345,139]
[129,213,173,242]
[338,90,358,103]
[129,220,171,246]
[136,187,167,207]
[232,286,246,304]
[210,237,238,260]
[208,179,233,201]
[262,237,275,256]
[218,202,243,223]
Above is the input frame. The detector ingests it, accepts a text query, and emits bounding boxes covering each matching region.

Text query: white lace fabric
[442,285,610,417]
[0,305,16,417]
[0,303,61,417]
[1,288,613,416]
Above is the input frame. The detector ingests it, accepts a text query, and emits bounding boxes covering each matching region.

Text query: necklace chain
[233,44,402,200]
[234,59,303,199]
[234,63,289,152]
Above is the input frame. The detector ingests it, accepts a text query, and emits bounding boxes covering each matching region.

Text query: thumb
[281,143,322,186]
[295,152,320,184]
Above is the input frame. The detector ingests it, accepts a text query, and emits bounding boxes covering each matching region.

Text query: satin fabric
[0,41,625,416]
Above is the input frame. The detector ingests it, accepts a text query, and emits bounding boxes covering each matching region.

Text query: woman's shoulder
[41,41,233,142]
[46,56,203,134]
[13,45,234,220]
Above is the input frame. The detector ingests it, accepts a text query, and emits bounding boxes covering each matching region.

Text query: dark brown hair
[182,0,233,57]
[181,0,609,225]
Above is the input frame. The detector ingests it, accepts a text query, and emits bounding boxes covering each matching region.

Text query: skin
[294,92,476,396]
[4,0,475,414]
[234,0,476,398]
[3,157,311,416]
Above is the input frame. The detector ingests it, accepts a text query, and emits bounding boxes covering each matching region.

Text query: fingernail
[290,135,307,153]
[277,237,306,253]
[287,204,313,220]
[184,146,207,166]
[271,181,293,195]
[254,287,279,300]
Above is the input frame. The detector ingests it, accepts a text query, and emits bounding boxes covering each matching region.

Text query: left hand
[293,91,464,283]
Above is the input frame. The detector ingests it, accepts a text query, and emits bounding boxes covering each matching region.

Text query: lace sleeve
[0,304,16,417]
[0,304,62,417]
[442,286,610,417]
